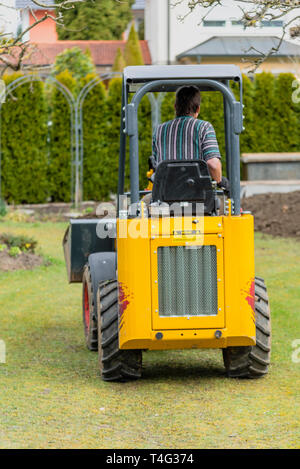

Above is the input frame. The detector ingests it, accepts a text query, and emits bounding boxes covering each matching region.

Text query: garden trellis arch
[0,74,76,205]
[75,72,121,207]
[76,73,163,207]
[0,72,163,208]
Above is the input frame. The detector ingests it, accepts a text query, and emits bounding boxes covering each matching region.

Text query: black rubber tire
[82,265,98,351]
[97,280,142,382]
[223,276,271,379]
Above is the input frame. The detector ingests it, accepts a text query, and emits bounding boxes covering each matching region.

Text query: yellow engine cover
[117,213,256,350]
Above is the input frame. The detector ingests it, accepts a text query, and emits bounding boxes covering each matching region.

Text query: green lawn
[0,221,299,449]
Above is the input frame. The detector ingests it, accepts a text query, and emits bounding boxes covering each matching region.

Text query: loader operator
[150,85,229,192]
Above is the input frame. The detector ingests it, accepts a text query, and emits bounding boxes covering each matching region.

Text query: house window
[231,20,243,26]
[203,20,226,27]
[261,20,284,27]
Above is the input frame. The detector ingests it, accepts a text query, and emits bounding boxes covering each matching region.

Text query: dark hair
[175,85,201,117]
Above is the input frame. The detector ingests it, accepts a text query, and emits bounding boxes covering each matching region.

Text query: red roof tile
[21,40,152,67]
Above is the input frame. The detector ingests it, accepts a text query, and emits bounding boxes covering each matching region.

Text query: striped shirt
[152,116,221,163]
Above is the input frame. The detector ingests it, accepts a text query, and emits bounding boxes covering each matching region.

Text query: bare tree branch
[0,0,88,75]
[31,0,85,9]
[173,1,300,70]
[241,13,300,71]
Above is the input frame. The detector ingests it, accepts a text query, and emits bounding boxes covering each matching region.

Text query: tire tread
[223,277,271,379]
[97,280,142,382]
[82,265,98,351]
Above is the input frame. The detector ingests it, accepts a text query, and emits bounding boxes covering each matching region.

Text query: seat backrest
[151,159,215,213]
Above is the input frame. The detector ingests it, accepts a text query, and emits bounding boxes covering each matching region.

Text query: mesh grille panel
[157,245,218,317]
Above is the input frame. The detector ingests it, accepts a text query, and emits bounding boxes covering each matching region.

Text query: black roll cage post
[118,77,243,216]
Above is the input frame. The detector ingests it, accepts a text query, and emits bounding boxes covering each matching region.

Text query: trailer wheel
[82,265,98,351]
[223,277,271,379]
[97,280,142,382]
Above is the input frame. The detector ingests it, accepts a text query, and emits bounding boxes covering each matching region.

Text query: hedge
[49,70,76,202]
[0,72,299,203]
[273,73,299,152]
[101,77,122,199]
[81,73,107,200]
[251,72,277,152]
[1,73,48,203]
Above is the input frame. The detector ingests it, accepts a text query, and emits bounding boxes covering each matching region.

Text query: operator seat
[151,159,216,215]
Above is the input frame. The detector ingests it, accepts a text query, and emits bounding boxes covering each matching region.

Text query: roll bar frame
[118,75,243,215]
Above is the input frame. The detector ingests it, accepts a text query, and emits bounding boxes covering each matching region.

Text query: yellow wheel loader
[63,65,271,381]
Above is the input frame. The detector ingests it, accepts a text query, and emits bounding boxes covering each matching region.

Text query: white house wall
[145,0,300,64]
[0,0,18,38]
[20,7,30,42]
[145,0,169,64]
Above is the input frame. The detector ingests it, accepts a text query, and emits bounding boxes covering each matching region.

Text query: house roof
[177,36,300,59]
[132,0,145,10]
[20,40,151,67]
[16,0,55,10]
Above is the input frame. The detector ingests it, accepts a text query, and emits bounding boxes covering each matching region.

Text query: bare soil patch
[3,191,300,239]
[242,190,300,238]
[0,251,45,272]
[3,202,100,222]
